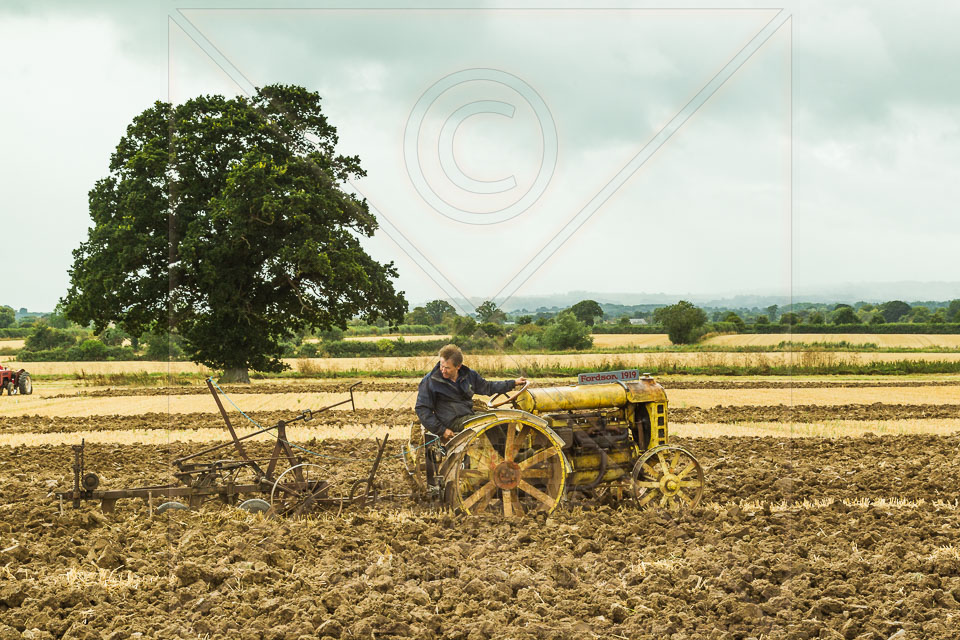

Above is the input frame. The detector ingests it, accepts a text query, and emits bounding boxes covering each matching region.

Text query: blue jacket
[415,363,516,436]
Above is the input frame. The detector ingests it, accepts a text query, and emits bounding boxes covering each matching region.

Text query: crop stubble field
[313,334,960,348]
[2,361,960,638]
[12,349,960,378]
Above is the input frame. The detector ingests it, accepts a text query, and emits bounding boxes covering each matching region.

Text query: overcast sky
[3,1,958,313]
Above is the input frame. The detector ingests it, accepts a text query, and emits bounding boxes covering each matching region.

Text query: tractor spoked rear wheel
[450,418,566,517]
[632,445,704,510]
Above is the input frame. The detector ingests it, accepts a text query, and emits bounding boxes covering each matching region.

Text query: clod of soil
[4,428,960,638]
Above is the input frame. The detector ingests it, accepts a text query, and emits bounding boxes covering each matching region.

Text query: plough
[56,379,388,516]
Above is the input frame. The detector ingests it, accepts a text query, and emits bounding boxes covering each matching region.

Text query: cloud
[2,0,958,310]
[0,11,166,311]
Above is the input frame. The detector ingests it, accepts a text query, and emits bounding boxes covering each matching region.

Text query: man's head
[438,344,463,380]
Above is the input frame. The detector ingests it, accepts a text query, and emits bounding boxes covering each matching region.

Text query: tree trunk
[218,367,251,384]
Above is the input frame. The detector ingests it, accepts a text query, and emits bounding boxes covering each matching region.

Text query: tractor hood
[513,379,667,413]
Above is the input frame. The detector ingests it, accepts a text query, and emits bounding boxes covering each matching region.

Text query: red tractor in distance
[0,365,32,395]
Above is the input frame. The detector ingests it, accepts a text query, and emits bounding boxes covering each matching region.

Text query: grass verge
[28,371,204,386]
[283,358,960,379]
[25,356,960,383]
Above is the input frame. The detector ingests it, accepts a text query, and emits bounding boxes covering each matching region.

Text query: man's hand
[515,376,527,388]
[442,428,455,442]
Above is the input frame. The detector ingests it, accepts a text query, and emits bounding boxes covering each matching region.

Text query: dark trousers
[424,413,476,487]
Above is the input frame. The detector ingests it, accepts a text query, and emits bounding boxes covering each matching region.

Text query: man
[416,344,526,443]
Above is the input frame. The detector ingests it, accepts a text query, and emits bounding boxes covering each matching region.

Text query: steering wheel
[486,380,530,409]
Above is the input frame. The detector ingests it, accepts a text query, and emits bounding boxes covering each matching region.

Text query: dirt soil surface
[53,379,960,398]
[2,434,960,639]
[6,402,960,436]
[0,409,410,435]
[673,402,960,423]
[664,379,960,389]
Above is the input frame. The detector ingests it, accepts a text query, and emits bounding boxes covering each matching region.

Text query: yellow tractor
[404,374,704,516]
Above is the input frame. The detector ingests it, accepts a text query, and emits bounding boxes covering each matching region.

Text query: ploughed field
[2,376,960,639]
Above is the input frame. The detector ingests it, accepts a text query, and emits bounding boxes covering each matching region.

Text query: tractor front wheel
[632,445,704,510]
[2,381,13,395]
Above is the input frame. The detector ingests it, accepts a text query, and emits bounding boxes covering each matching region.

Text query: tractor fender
[484,409,573,473]
[437,409,573,477]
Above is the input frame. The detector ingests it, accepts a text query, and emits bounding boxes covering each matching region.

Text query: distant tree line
[10,298,597,361]
[8,297,960,359]
[508,299,960,327]
[619,299,960,344]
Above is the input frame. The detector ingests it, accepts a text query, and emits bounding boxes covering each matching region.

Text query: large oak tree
[64,85,406,382]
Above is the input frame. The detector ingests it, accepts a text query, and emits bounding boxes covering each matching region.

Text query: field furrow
[12,349,960,377]
[3,368,959,639]
[6,385,960,417]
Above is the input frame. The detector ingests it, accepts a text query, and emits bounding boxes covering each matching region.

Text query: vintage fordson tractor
[404,374,704,516]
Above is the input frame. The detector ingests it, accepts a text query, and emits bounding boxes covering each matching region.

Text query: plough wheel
[349,479,379,507]
[269,463,339,517]
[155,501,189,514]
[448,418,565,517]
[632,445,704,510]
[238,498,271,514]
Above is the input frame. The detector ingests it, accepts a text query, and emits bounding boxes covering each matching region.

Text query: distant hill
[413,282,960,313]
[6,307,50,322]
